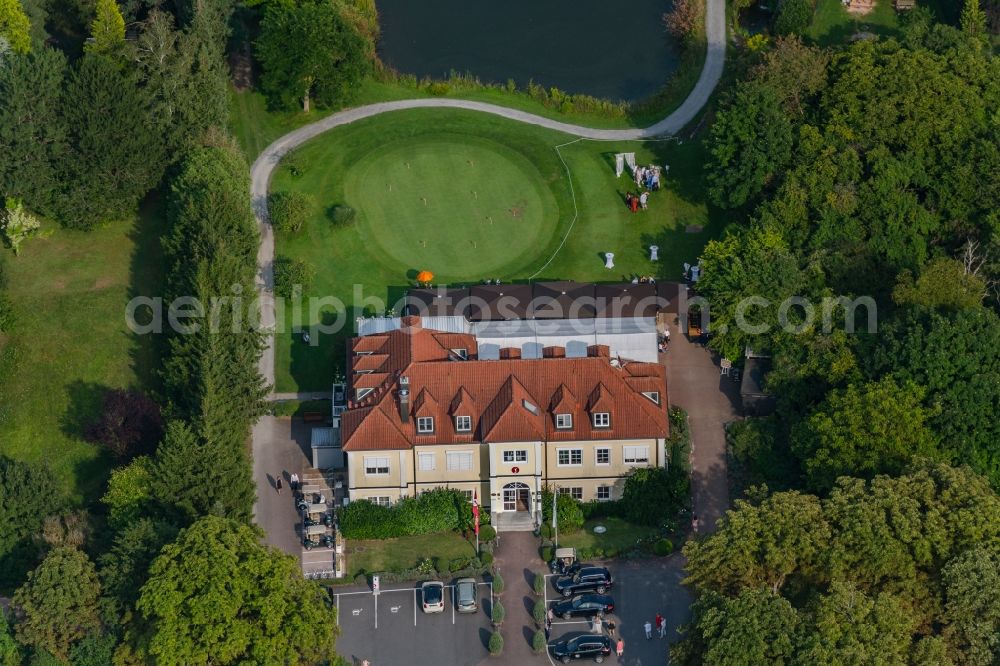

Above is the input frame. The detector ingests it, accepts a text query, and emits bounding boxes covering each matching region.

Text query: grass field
[558,517,660,553]
[343,531,477,580]
[805,0,900,46]
[269,108,721,391]
[0,200,165,503]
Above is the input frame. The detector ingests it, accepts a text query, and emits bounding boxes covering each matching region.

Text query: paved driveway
[251,415,313,557]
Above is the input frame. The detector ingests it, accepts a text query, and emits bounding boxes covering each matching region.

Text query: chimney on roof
[400,315,421,329]
[543,346,566,358]
[588,344,610,358]
[398,376,410,422]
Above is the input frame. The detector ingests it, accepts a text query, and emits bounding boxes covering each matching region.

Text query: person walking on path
[608,619,616,638]
[616,638,624,658]
[656,613,666,638]
[644,620,652,639]
[290,472,299,491]
[275,476,282,494]
[544,617,551,640]
[547,607,555,624]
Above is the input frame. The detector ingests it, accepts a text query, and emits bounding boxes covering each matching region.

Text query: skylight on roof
[522,399,539,415]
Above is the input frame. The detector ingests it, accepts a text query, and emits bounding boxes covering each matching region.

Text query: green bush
[268,191,314,233]
[533,598,547,625]
[327,204,356,226]
[540,545,554,563]
[774,0,814,34]
[480,551,494,567]
[540,488,585,533]
[620,467,689,527]
[532,629,547,653]
[426,82,450,96]
[479,525,497,542]
[533,571,546,596]
[272,256,315,298]
[491,600,505,625]
[653,539,674,556]
[491,570,505,595]
[340,488,483,539]
[488,630,504,655]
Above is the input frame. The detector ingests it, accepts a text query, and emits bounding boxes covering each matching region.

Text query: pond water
[376,0,681,102]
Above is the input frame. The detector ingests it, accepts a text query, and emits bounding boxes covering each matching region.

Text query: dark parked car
[551,594,615,620]
[553,567,613,597]
[549,633,612,663]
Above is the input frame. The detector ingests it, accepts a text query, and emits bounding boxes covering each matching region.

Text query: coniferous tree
[0,0,31,53]
[0,48,69,217]
[85,0,125,56]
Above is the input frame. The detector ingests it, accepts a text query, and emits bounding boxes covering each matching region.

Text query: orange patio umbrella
[416,270,434,284]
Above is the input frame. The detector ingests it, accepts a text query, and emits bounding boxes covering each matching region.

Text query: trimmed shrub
[533,598,547,625]
[491,570,505,595]
[340,488,483,539]
[488,630,503,655]
[620,467,689,527]
[268,191,314,233]
[540,545,554,563]
[479,525,497,542]
[532,629,547,653]
[533,572,546,596]
[272,256,315,298]
[653,539,674,556]
[480,551,494,567]
[540,488,584,533]
[491,600,505,626]
[327,204,356,226]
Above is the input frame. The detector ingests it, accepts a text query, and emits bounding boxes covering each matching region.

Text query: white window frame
[643,391,661,404]
[459,489,474,501]
[416,416,435,434]
[592,412,611,428]
[446,450,474,471]
[455,415,472,432]
[356,387,373,400]
[596,486,612,501]
[363,456,390,476]
[557,448,583,467]
[502,450,528,464]
[623,446,650,465]
[595,447,611,466]
[417,452,435,471]
[372,496,391,506]
[555,413,573,429]
[558,487,583,501]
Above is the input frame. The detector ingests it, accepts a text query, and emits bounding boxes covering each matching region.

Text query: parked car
[420,581,445,613]
[549,633,612,663]
[454,578,478,613]
[551,594,614,620]
[553,567,613,597]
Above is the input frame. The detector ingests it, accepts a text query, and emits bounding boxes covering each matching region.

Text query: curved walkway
[251,0,724,391]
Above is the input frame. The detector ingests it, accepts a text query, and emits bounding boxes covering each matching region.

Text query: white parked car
[421,581,445,613]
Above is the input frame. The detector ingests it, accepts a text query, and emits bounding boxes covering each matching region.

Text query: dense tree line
[673,463,1000,665]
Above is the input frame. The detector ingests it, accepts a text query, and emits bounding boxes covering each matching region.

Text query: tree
[663,0,703,41]
[84,388,163,461]
[774,0,814,35]
[149,420,256,524]
[961,0,987,38]
[13,548,102,661]
[892,257,985,310]
[69,632,117,666]
[0,48,69,218]
[131,517,338,664]
[98,518,177,617]
[268,191,315,234]
[0,197,41,254]
[790,378,939,491]
[706,82,793,209]
[256,0,368,112]
[60,53,167,228]
[751,36,828,117]
[273,255,315,298]
[0,612,19,666]
[85,0,125,56]
[0,0,30,53]
[101,457,154,530]
[619,466,689,527]
[941,545,1000,665]
[0,456,60,587]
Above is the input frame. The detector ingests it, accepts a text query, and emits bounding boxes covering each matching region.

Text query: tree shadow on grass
[60,379,108,441]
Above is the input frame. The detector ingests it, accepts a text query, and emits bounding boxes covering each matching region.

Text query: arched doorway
[502,482,530,512]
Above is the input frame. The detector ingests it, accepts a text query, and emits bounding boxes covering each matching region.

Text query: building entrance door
[502,482,530,512]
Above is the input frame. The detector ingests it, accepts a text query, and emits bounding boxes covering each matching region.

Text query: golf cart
[303,524,328,550]
[549,547,578,575]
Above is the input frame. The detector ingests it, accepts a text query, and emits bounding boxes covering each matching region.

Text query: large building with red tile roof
[340,316,669,526]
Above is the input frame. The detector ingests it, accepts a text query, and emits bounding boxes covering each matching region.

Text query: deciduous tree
[85,0,125,56]
[0,0,31,53]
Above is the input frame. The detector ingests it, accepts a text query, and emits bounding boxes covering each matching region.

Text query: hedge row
[340,488,489,539]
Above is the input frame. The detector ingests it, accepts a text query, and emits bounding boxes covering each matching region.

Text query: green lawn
[0,200,166,503]
[344,531,477,580]
[269,108,722,391]
[806,0,900,46]
[558,517,660,553]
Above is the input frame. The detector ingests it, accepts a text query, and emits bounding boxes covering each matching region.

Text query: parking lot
[544,557,690,665]
[333,581,495,665]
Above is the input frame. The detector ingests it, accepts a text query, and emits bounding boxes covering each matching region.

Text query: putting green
[344,135,560,277]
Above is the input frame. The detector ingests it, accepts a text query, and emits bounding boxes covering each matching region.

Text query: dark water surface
[376,0,680,102]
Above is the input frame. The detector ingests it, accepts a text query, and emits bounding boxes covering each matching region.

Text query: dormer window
[356,388,373,400]
[450,348,468,360]
[555,413,573,429]
[455,415,472,432]
[416,416,435,433]
[642,391,661,404]
[592,412,610,428]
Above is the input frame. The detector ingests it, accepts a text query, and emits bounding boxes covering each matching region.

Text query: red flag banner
[472,490,480,535]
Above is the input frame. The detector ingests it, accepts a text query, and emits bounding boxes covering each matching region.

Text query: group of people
[644,613,668,639]
[545,608,625,657]
[631,275,656,284]
[634,165,662,191]
[624,190,648,213]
